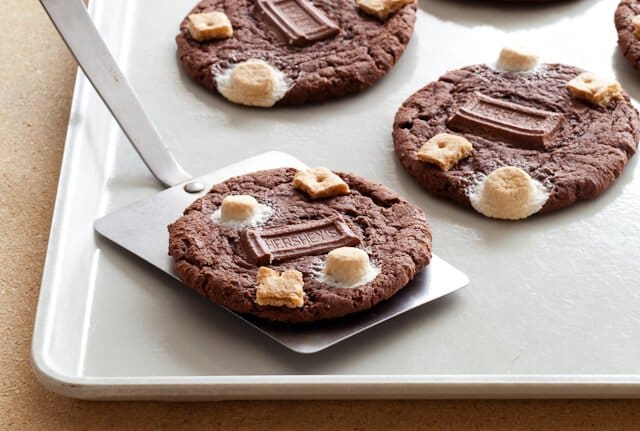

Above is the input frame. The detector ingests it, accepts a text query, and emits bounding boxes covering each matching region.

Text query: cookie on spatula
[168,167,431,323]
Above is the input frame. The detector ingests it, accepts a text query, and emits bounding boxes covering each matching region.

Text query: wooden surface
[1,1,640,429]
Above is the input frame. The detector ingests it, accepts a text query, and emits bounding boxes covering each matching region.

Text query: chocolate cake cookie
[176,0,417,107]
[616,0,640,72]
[168,167,432,323]
[393,59,640,219]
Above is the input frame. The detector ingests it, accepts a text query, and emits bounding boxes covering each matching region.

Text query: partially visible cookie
[176,0,417,106]
[393,61,640,220]
[168,167,432,323]
[615,0,640,72]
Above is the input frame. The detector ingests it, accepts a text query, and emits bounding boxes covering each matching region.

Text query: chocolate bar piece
[241,216,360,264]
[256,0,339,46]
[447,93,564,151]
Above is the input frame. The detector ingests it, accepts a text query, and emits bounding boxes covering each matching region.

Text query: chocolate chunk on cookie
[393,63,639,219]
[176,0,417,106]
[168,167,431,323]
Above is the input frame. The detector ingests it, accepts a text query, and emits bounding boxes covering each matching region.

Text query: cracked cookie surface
[176,0,417,106]
[168,168,431,323]
[393,64,640,216]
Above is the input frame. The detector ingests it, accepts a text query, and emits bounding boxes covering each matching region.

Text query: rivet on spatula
[183,182,205,193]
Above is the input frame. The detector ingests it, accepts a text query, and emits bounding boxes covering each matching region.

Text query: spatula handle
[40,0,192,188]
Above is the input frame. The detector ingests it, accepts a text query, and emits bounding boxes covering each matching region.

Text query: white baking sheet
[32,0,640,399]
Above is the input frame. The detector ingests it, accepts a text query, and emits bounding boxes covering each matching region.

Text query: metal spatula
[41,0,469,353]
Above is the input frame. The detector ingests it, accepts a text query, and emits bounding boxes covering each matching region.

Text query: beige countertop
[1,1,640,428]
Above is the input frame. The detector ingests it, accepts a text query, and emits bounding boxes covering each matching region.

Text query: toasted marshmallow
[212,195,272,227]
[220,195,260,221]
[469,166,549,220]
[323,247,378,287]
[216,59,290,107]
[497,46,539,72]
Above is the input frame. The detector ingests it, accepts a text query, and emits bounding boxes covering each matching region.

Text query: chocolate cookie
[176,0,417,106]
[393,63,640,219]
[168,167,432,323]
[615,0,640,72]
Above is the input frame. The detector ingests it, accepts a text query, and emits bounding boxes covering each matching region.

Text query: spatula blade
[94,151,469,353]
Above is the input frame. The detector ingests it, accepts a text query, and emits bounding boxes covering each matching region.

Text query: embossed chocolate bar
[241,216,360,264]
[256,0,339,46]
[447,93,564,151]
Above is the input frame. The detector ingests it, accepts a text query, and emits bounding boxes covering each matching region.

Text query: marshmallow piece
[469,166,549,220]
[220,195,260,222]
[188,12,233,42]
[293,167,350,199]
[497,46,539,72]
[417,133,473,171]
[216,60,291,107]
[213,195,272,227]
[567,72,623,107]
[632,15,640,39]
[255,267,304,308]
[356,0,414,21]
[324,247,373,285]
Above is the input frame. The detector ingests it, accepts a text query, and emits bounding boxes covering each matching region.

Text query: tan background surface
[1,1,640,429]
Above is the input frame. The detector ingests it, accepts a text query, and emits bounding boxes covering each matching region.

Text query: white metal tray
[32,0,640,399]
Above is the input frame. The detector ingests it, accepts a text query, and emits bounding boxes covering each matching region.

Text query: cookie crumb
[255,267,305,308]
[567,72,623,107]
[632,15,640,39]
[356,0,414,21]
[417,133,472,171]
[188,12,233,41]
[293,167,350,199]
